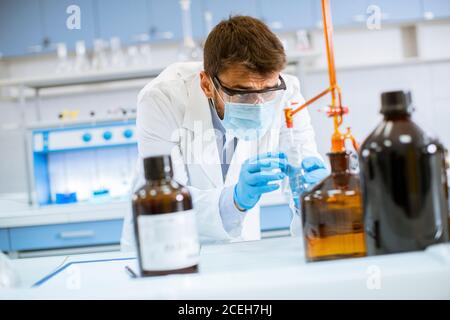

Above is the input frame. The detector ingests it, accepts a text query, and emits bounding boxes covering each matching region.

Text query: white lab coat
[120,61,322,252]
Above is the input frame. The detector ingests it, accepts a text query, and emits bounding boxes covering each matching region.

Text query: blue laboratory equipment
[28,120,138,206]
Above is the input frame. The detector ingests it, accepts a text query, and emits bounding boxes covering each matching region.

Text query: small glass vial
[133,155,199,276]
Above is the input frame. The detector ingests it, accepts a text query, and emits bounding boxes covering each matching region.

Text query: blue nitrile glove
[234,152,288,210]
[287,157,329,208]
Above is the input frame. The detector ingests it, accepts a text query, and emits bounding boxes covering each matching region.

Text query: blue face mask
[221,100,278,141]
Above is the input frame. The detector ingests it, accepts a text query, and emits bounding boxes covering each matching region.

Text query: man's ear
[199,71,214,99]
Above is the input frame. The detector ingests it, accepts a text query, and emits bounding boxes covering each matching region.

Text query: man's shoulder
[281,73,301,89]
[138,61,202,101]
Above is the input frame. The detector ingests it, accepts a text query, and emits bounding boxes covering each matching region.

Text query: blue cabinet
[0,229,10,252]
[96,0,150,45]
[204,0,259,28]
[258,0,315,31]
[147,0,206,42]
[40,0,97,51]
[9,219,123,251]
[371,0,423,23]
[0,0,45,57]
[423,0,450,19]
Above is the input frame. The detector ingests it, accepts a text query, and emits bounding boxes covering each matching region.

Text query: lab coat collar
[182,73,210,132]
[182,73,224,187]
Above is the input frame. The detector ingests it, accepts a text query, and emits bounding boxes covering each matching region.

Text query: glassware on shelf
[301,152,366,262]
[73,41,90,73]
[55,43,72,74]
[139,42,152,66]
[110,37,126,69]
[177,0,203,61]
[91,39,109,71]
[295,30,311,52]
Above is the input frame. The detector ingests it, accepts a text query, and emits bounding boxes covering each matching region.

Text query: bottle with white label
[132,155,199,276]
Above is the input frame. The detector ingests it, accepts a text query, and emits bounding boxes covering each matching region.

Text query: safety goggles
[212,75,287,104]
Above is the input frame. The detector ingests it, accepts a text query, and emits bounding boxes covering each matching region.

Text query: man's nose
[254,95,264,104]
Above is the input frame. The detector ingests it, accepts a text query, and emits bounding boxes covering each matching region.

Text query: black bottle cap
[380,90,413,115]
[143,155,173,181]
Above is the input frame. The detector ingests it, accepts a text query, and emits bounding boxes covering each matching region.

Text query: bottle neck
[145,175,172,185]
[383,113,411,121]
[328,152,350,174]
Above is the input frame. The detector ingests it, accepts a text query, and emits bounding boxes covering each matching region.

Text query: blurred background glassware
[132,33,153,67]
[110,37,126,69]
[126,46,141,67]
[55,43,72,74]
[301,152,366,262]
[91,39,109,71]
[296,30,311,52]
[107,107,135,119]
[204,11,214,35]
[283,142,309,204]
[73,41,90,73]
[0,252,19,288]
[139,43,152,67]
[177,0,203,61]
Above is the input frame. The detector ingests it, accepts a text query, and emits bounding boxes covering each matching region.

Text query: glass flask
[133,155,200,277]
[73,41,90,73]
[301,152,366,262]
[55,43,71,74]
[177,0,203,61]
[359,91,449,255]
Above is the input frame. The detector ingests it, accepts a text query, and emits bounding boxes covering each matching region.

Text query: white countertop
[0,199,128,228]
[0,192,288,228]
[2,236,450,299]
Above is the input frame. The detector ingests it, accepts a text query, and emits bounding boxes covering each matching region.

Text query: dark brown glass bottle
[444,149,450,231]
[132,155,199,277]
[359,91,449,255]
[301,152,366,262]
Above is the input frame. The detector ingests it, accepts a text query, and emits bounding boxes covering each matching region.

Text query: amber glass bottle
[359,91,449,255]
[301,152,366,262]
[133,155,199,277]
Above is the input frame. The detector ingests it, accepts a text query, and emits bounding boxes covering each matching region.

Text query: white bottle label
[137,210,200,271]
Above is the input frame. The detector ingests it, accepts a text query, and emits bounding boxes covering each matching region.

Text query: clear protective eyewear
[212,75,287,104]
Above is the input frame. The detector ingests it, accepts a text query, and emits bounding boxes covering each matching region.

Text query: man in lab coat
[121,16,328,251]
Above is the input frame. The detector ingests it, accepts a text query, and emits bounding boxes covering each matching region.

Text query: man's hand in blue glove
[234,152,288,211]
[287,156,329,208]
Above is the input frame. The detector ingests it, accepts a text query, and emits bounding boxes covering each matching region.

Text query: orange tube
[283,0,359,154]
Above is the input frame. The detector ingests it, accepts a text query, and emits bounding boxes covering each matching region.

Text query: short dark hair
[203,15,287,77]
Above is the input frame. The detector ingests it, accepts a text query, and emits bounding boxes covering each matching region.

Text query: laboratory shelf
[0,65,165,90]
[9,219,123,251]
[0,54,311,91]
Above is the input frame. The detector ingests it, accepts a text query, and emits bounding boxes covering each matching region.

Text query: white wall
[304,61,450,158]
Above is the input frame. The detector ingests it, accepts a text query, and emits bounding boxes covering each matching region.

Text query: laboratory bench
[0,193,291,255]
[1,236,449,299]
